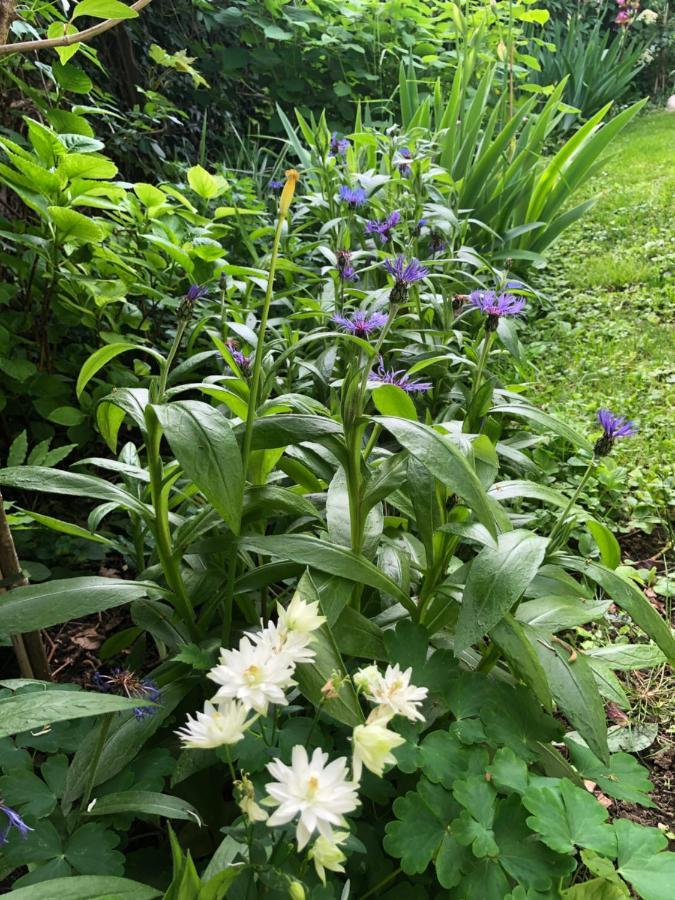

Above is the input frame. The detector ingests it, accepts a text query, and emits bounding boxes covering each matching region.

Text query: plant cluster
[0,126,672,896]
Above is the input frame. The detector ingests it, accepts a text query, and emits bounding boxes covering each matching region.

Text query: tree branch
[0,0,152,57]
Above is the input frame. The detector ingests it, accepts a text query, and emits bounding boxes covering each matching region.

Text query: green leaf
[77,342,161,397]
[7,430,27,467]
[8,876,160,899]
[0,577,153,633]
[531,632,609,764]
[48,206,102,243]
[490,614,553,711]
[65,823,123,875]
[58,153,118,180]
[0,689,154,738]
[560,556,675,663]
[523,779,616,856]
[586,520,621,570]
[562,878,629,899]
[374,416,497,537]
[151,401,243,535]
[490,403,592,451]
[46,406,86,426]
[565,740,655,807]
[615,818,675,900]
[87,790,202,823]
[383,778,459,874]
[51,63,93,94]
[19,508,114,546]
[187,164,225,199]
[371,384,418,420]
[72,0,140,20]
[0,770,56,817]
[486,747,529,795]
[419,731,485,788]
[455,530,548,653]
[239,534,412,611]
[332,605,387,660]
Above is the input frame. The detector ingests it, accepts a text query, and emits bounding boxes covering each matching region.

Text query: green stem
[157,319,188,401]
[79,712,114,816]
[548,459,596,547]
[361,866,402,899]
[146,413,199,638]
[222,542,237,645]
[469,328,495,404]
[241,211,286,480]
[476,642,502,674]
[225,745,237,784]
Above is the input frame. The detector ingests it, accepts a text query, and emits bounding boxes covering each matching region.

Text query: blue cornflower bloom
[329,133,350,157]
[469,290,525,330]
[268,179,284,190]
[1,802,33,845]
[336,249,359,282]
[339,185,367,208]
[185,284,208,302]
[414,217,427,236]
[594,409,637,456]
[92,669,161,720]
[333,310,389,338]
[384,255,429,302]
[395,148,413,177]
[365,210,401,244]
[368,358,432,393]
[232,349,253,375]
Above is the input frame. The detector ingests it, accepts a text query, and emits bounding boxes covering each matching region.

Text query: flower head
[176,699,251,748]
[395,147,413,177]
[308,831,349,885]
[469,290,525,318]
[329,133,350,157]
[1,802,33,846]
[360,663,428,722]
[186,283,208,302]
[594,408,637,456]
[92,669,160,720]
[249,619,317,666]
[368,359,432,394]
[278,592,326,636]
[339,185,367,208]
[384,255,429,303]
[265,746,359,850]
[268,179,284,191]
[428,230,447,255]
[336,249,358,282]
[231,349,253,375]
[280,169,301,217]
[365,210,401,243]
[352,720,405,780]
[209,636,296,714]
[333,310,389,338]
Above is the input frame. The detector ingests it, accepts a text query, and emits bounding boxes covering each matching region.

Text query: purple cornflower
[333,310,389,338]
[268,179,284,191]
[336,249,359,283]
[1,802,33,846]
[469,290,525,331]
[365,210,401,244]
[185,284,208,302]
[369,359,432,393]
[414,217,427,236]
[594,409,637,456]
[339,185,367,208]
[92,669,161,720]
[384,255,429,303]
[395,148,413,177]
[329,133,350,157]
[226,338,253,375]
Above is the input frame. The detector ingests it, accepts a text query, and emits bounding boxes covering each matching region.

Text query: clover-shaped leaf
[523,780,616,857]
[383,778,459,875]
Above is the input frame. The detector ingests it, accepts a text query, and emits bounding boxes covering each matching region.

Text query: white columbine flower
[209,636,296,714]
[353,664,381,694]
[277,592,326,635]
[352,720,405,781]
[265,746,359,850]
[175,700,251,748]
[308,831,349,885]
[249,619,317,665]
[363,663,428,722]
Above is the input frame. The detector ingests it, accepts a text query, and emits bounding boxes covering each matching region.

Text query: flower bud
[279,169,300,217]
[288,880,306,900]
[352,720,405,780]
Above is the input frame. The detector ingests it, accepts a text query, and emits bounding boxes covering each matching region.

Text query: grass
[527,111,675,518]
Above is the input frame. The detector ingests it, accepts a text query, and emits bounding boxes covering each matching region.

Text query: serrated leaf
[523,780,616,856]
[383,778,459,874]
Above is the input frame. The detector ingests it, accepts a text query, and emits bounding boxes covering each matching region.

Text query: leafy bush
[0,159,672,896]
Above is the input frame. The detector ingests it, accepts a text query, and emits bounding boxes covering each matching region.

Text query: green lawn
[528,110,675,514]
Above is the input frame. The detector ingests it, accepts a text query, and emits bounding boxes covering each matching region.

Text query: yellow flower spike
[279,168,300,217]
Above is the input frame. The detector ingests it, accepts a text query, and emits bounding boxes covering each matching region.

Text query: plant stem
[548,459,596,547]
[241,209,286,480]
[157,319,188,400]
[469,328,495,404]
[79,712,114,816]
[145,412,198,638]
[361,866,402,899]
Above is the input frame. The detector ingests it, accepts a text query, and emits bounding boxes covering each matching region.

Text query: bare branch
[0,0,152,57]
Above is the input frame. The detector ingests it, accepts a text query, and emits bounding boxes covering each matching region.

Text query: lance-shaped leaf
[8,876,160,899]
[0,467,148,517]
[151,401,243,535]
[373,416,497,537]
[455,530,547,653]
[86,791,203,824]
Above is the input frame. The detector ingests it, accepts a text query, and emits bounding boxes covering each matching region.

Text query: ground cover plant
[0,2,674,898]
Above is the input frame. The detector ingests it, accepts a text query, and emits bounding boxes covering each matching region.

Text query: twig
[0,0,152,57]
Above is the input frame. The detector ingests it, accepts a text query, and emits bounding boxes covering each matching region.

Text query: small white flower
[249,619,317,665]
[353,664,380,694]
[638,8,659,23]
[209,636,296,714]
[235,775,268,823]
[363,664,428,722]
[352,721,405,781]
[308,831,349,885]
[277,592,326,635]
[175,700,251,748]
[265,745,359,850]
